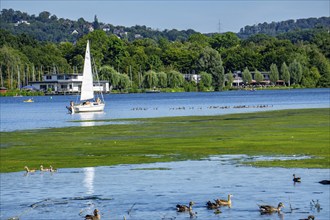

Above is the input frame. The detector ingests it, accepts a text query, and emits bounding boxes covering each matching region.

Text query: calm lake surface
[0,88,329,131]
[1,89,329,220]
[0,156,329,220]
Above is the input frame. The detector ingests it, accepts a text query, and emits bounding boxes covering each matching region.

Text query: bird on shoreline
[176,201,194,212]
[24,166,36,173]
[40,165,50,172]
[85,209,100,220]
[258,202,284,214]
[293,174,301,183]
[50,165,57,172]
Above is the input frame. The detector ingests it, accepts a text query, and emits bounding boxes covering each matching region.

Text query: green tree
[301,66,321,88]
[167,70,184,88]
[157,71,167,88]
[289,59,303,85]
[0,45,30,89]
[72,54,84,72]
[307,46,330,87]
[118,74,130,91]
[162,41,196,74]
[242,67,252,84]
[197,47,224,91]
[280,62,290,86]
[199,71,212,89]
[225,71,234,87]
[143,70,158,88]
[210,32,240,53]
[269,63,279,85]
[93,15,100,30]
[99,65,120,89]
[38,11,51,22]
[254,69,264,84]
[188,33,210,48]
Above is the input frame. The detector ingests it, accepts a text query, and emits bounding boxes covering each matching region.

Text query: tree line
[2,9,329,43]
[0,9,197,43]
[237,17,330,39]
[1,14,329,92]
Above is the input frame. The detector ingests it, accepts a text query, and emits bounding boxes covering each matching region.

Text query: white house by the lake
[29,74,110,94]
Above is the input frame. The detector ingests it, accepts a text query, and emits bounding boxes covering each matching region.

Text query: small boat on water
[145,88,160,93]
[23,98,34,103]
[66,40,105,114]
[14,94,23,97]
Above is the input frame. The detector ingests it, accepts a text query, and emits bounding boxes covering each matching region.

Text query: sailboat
[67,40,105,114]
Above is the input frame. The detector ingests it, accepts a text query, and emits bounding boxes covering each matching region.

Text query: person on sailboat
[66,101,74,113]
[83,101,91,105]
[96,97,101,104]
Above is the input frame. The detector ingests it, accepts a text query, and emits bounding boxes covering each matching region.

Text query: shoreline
[0,86,309,97]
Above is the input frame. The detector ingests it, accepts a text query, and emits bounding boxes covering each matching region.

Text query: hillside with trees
[0,9,197,43]
[0,9,329,94]
[237,17,330,38]
[1,9,329,43]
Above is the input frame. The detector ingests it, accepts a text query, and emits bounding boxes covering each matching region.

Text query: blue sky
[1,0,329,33]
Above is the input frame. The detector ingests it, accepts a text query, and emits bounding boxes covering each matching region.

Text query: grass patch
[1,108,329,173]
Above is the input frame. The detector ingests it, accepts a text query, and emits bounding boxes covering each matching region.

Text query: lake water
[0,88,329,132]
[0,156,329,220]
[1,89,329,220]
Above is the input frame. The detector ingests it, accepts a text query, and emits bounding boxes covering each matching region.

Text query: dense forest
[237,17,330,38]
[0,9,329,93]
[1,9,329,43]
[0,9,198,43]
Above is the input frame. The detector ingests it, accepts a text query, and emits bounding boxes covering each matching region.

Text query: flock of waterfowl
[24,165,57,173]
[174,193,286,219]
[21,166,329,219]
[80,172,330,220]
[130,104,273,111]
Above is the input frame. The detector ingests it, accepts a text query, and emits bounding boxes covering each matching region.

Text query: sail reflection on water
[77,112,105,127]
[83,167,95,195]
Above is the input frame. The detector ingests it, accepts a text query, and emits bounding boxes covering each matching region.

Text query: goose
[293,174,301,182]
[176,201,194,212]
[215,194,233,206]
[258,202,284,214]
[299,215,315,220]
[40,165,50,172]
[206,201,219,209]
[85,209,100,220]
[24,166,36,173]
[49,165,57,172]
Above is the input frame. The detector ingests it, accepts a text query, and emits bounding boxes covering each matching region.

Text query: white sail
[80,40,94,101]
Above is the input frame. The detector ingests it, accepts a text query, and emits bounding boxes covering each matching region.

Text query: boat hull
[70,103,105,113]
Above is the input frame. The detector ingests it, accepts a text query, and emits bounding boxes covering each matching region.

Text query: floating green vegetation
[1,108,329,173]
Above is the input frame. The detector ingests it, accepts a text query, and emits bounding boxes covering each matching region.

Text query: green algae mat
[1,108,329,173]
